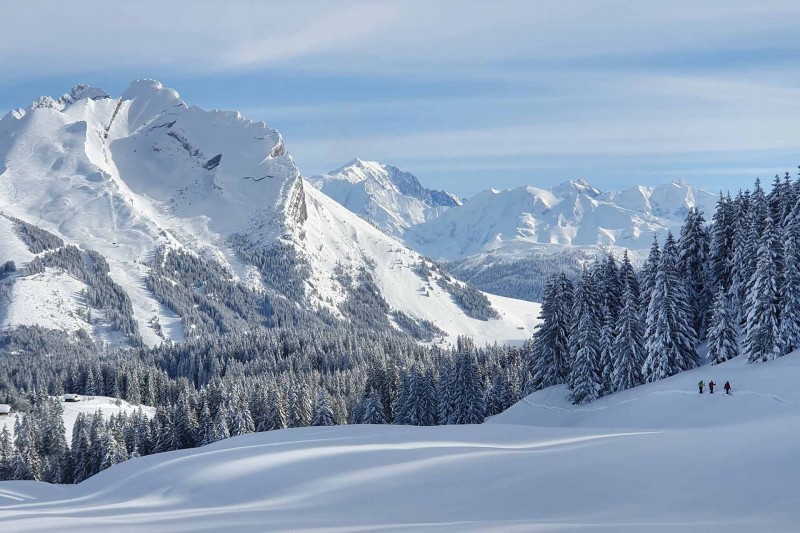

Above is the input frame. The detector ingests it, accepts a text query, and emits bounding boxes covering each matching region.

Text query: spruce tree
[568,269,602,404]
[642,232,700,381]
[709,193,735,291]
[530,274,573,389]
[678,208,712,338]
[311,389,335,427]
[744,216,782,362]
[708,286,739,365]
[451,352,486,424]
[612,266,645,391]
[779,204,800,354]
[361,390,387,424]
[639,236,661,310]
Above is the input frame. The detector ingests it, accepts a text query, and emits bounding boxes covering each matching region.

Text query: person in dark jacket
[709,380,716,394]
[724,381,731,395]
[698,380,704,394]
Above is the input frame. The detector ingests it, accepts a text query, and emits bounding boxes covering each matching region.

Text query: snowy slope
[0,396,155,443]
[491,351,800,429]
[308,158,460,239]
[2,352,800,532]
[408,179,718,261]
[298,183,540,345]
[0,81,537,347]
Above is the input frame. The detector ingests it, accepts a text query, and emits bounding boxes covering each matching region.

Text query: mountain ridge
[0,80,539,349]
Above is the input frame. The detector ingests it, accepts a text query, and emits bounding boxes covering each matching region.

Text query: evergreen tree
[311,389,335,427]
[744,216,782,362]
[642,232,700,381]
[678,208,712,339]
[779,204,800,354]
[612,266,645,391]
[708,286,739,365]
[639,236,661,309]
[265,388,287,431]
[709,193,735,291]
[530,274,573,389]
[361,390,387,424]
[568,269,602,404]
[451,352,486,424]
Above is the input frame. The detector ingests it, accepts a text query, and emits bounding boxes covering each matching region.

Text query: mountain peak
[67,84,111,102]
[551,178,601,198]
[121,79,185,107]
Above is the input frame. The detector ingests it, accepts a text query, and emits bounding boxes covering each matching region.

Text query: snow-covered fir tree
[568,269,602,404]
[678,208,712,339]
[779,203,800,354]
[744,216,782,362]
[707,286,739,365]
[642,232,700,381]
[611,252,645,391]
[311,389,336,427]
[709,193,735,291]
[530,274,573,389]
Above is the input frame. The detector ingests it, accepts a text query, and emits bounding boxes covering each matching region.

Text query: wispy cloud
[2,1,799,194]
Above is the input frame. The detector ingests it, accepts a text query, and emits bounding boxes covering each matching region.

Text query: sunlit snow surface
[2,354,799,531]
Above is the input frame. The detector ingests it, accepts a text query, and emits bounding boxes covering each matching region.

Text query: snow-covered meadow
[1,353,798,531]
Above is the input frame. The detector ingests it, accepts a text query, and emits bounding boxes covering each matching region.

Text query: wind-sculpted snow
[1,416,798,531]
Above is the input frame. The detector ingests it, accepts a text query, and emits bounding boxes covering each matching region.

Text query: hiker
[724,381,731,395]
[698,380,704,394]
[709,380,716,394]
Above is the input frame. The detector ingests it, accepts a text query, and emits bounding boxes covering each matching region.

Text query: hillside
[1,353,798,531]
[0,81,539,348]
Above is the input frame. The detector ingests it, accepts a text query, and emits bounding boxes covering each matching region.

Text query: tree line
[531,173,800,403]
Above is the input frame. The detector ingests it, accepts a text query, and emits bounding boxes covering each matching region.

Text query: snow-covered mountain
[407,178,718,261]
[0,81,539,348]
[308,158,460,239]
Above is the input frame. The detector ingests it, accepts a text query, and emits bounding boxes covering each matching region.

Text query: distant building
[0,404,11,415]
[63,394,81,402]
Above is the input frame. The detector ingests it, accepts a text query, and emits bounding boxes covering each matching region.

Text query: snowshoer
[698,380,704,394]
[724,381,731,395]
[709,380,716,394]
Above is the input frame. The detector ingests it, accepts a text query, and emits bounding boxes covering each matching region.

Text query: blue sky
[2,1,800,198]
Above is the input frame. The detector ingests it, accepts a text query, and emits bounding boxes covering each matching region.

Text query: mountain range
[0,80,538,349]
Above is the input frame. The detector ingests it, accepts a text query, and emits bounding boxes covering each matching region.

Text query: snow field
[0,396,155,443]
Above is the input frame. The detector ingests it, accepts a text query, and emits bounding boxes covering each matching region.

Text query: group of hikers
[698,380,731,395]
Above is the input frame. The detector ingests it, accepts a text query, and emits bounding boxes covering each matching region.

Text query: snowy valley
[0,80,798,533]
